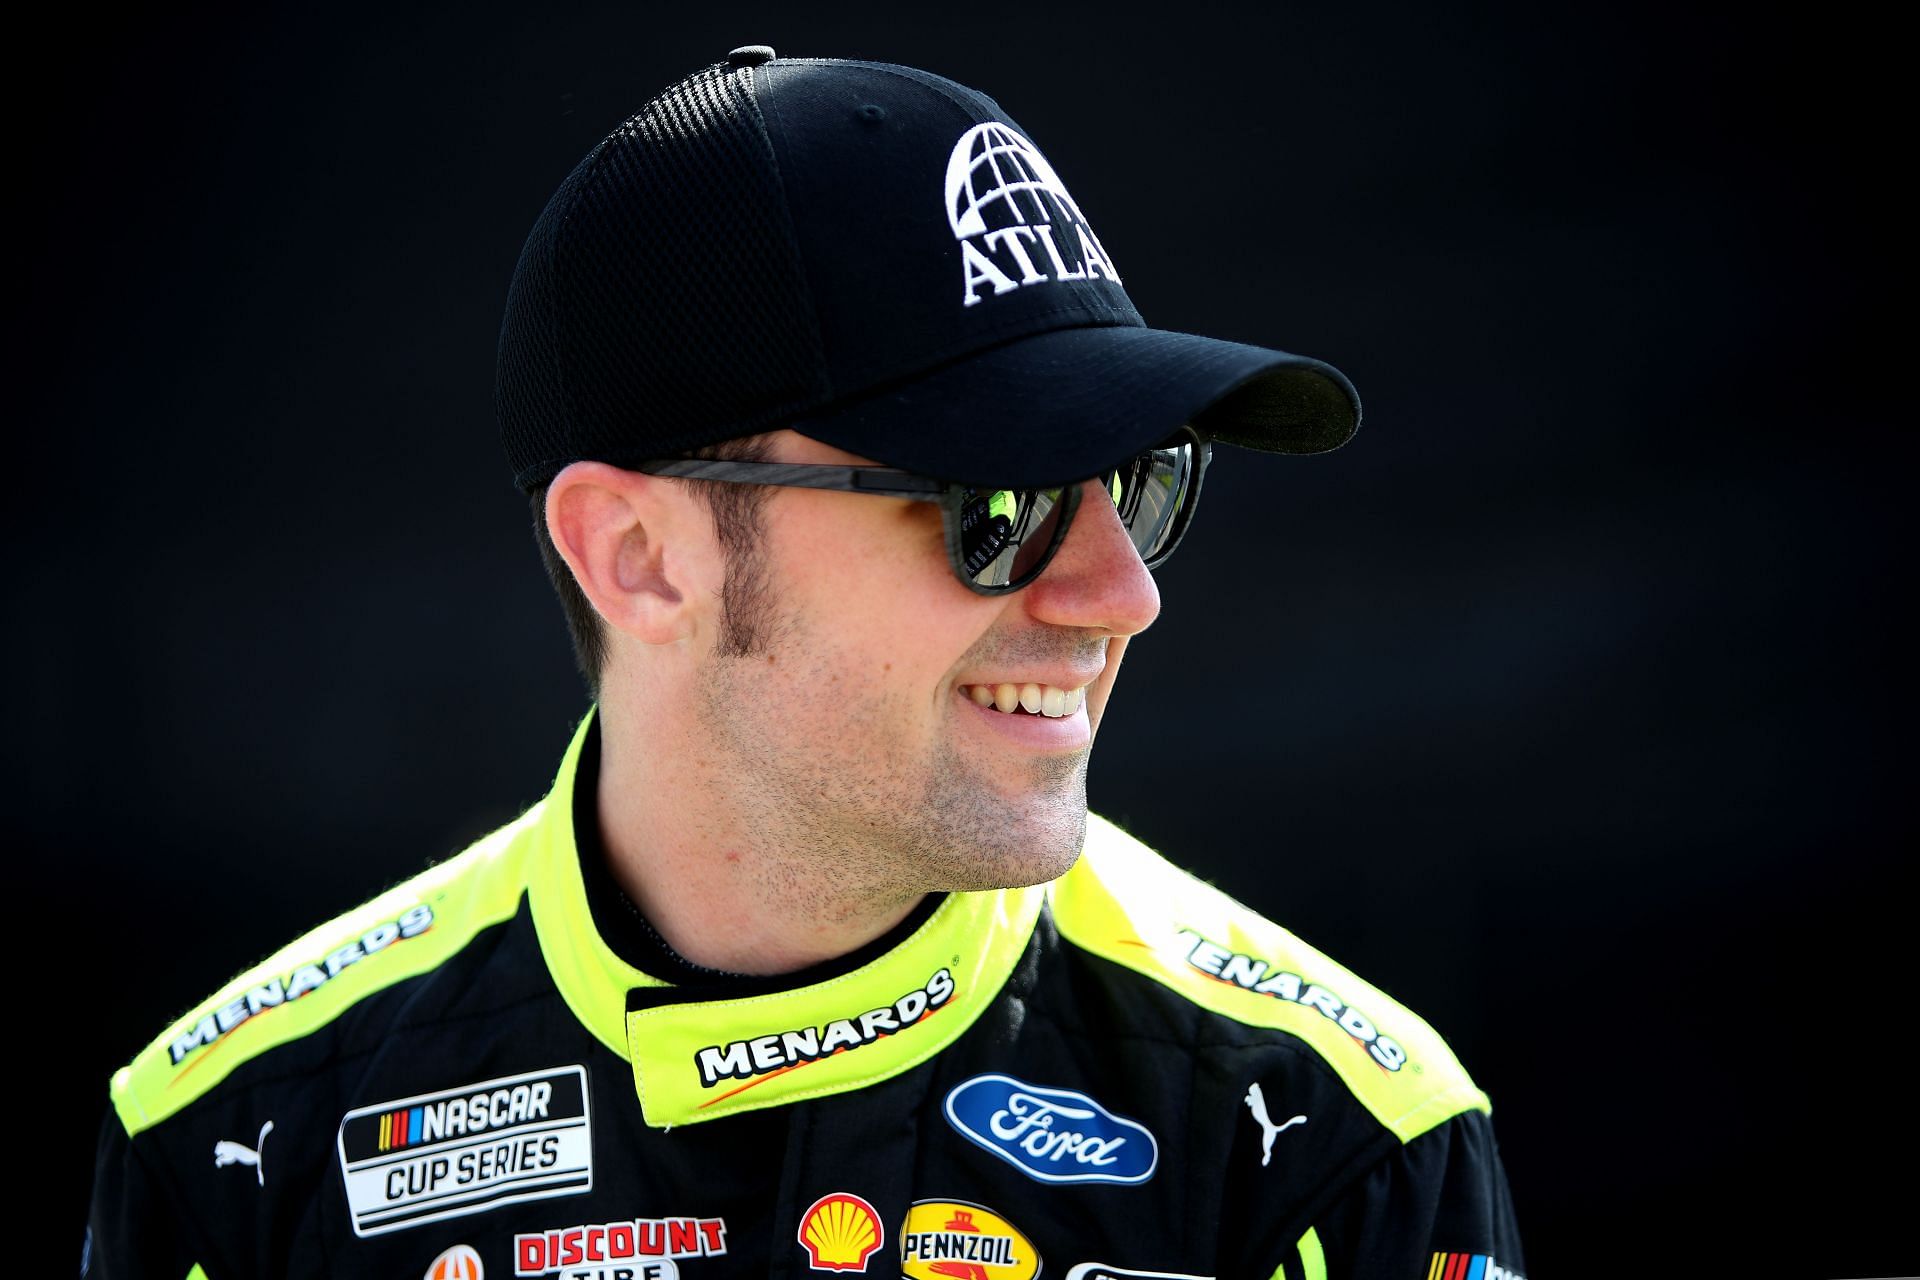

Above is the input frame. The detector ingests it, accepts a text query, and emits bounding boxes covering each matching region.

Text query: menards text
[695,968,954,1086]
[169,905,434,1065]
[1174,930,1408,1070]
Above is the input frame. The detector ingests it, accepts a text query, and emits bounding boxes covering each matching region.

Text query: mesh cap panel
[498,65,828,490]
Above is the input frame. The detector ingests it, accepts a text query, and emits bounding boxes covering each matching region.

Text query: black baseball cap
[498,47,1359,491]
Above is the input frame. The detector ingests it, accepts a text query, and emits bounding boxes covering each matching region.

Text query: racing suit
[87,712,1525,1280]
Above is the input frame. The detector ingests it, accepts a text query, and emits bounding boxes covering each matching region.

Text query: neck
[592,702,927,976]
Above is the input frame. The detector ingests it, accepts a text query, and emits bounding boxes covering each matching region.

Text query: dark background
[20,2,1902,1276]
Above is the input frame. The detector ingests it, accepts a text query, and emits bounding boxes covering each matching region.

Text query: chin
[931,805,1089,893]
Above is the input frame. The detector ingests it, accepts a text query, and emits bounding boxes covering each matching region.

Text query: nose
[1019,477,1162,638]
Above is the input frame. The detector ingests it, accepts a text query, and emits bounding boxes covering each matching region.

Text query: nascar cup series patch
[336,1065,593,1236]
[944,1074,1158,1185]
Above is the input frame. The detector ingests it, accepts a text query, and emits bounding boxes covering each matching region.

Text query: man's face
[691,429,1163,899]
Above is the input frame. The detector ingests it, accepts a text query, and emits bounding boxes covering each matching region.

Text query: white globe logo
[943,122,1122,307]
[945,122,1088,239]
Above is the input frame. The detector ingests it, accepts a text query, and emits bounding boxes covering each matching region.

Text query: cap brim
[789,325,1361,488]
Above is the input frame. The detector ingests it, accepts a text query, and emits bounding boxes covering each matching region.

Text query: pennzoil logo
[514,1216,728,1278]
[1174,930,1408,1071]
[798,1192,883,1273]
[900,1200,1040,1280]
[694,969,954,1088]
[336,1066,592,1237]
[168,904,434,1067]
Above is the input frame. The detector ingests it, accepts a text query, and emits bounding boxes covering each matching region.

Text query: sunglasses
[635,427,1210,595]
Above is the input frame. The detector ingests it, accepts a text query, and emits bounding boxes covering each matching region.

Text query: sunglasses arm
[633,459,948,502]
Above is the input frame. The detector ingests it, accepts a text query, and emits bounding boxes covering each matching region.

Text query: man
[87,48,1524,1280]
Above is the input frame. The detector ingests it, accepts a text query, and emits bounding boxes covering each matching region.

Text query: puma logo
[213,1120,275,1186]
[1243,1083,1305,1167]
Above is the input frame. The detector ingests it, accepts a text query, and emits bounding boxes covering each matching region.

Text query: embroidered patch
[944,1074,1157,1185]
[336,1065,592,1236]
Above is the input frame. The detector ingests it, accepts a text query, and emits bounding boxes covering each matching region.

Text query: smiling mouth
[960,682,1088,719]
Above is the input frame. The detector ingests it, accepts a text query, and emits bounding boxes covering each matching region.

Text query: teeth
[968,682,1087,718]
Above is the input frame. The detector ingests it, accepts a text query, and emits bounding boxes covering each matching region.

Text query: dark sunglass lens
[956,486,1070,590]
[1107,441,1194,563]
[957,487,1020,577]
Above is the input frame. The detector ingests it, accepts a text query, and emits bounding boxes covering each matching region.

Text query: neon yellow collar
[526,711,1047,1127]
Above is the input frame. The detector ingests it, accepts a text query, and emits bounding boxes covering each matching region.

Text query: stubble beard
[912,735,1089,893]
[695,624,1093,924]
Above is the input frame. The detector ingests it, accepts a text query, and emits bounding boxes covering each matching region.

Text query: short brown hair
[530,433,779,696]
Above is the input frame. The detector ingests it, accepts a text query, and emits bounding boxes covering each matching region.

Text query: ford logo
[943,1074,1158,1185]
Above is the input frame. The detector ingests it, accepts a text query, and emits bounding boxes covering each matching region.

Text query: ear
[545,461,721,645]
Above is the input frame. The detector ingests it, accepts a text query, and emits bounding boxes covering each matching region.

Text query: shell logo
[424,1244,484,1280]
[798,1191,884,1272]
[899,1201,1040,1280]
